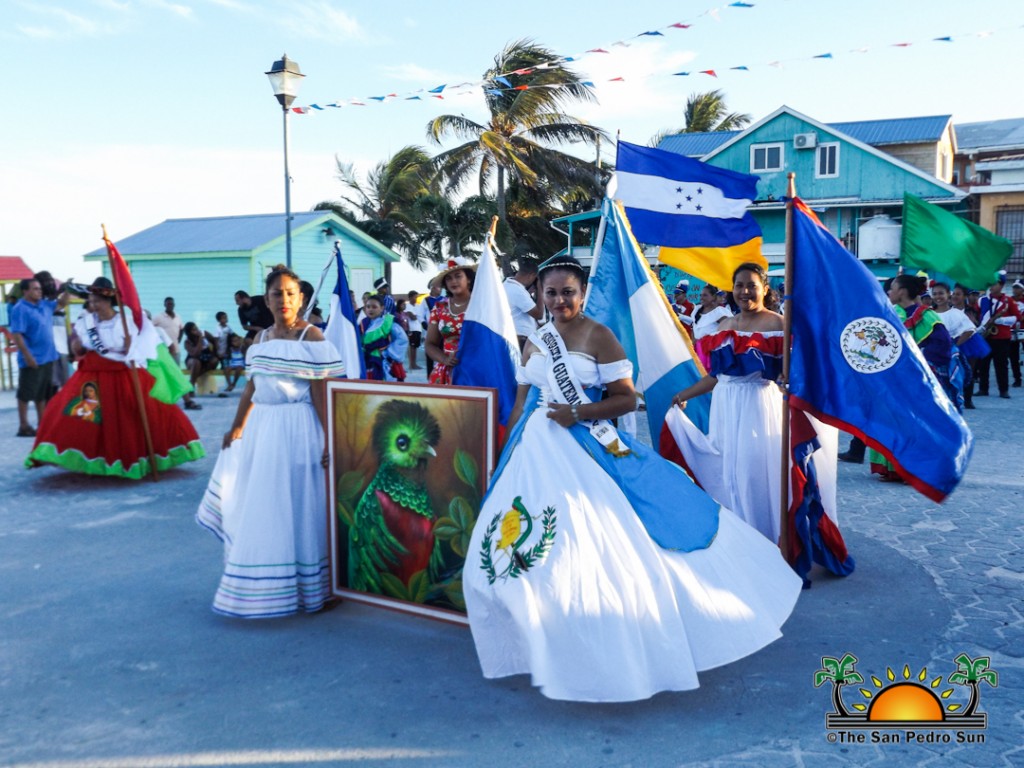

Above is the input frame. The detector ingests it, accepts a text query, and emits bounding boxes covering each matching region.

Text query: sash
[533,322,630,457]
[80,312,127,361]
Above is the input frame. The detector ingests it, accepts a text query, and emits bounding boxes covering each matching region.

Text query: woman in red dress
[26,277,204,479]
[424,257,476,385]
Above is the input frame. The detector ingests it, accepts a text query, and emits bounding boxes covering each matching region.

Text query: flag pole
[102,224,160,482]
[778,175,796,555]
[304,241,338,321]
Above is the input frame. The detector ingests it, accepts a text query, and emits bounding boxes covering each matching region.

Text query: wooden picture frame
[326,380,497,625]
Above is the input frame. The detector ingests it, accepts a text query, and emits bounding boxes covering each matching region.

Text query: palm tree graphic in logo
[815,653,997,729]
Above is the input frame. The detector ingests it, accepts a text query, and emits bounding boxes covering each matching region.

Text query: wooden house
[84,212,399,330]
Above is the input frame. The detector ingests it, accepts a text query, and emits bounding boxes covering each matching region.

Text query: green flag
[900,193,1012,290]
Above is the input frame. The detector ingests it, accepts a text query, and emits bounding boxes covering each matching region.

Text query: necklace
[449,298,468,312]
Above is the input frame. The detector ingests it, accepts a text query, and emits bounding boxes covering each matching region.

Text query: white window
[750,143,784,173]
[816,143,839,178]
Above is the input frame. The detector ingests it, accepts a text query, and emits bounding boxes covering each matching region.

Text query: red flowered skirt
[26,352,205,479]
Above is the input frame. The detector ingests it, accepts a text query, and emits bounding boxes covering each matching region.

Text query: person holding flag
[463,254,801,703]
[26,277,205,479]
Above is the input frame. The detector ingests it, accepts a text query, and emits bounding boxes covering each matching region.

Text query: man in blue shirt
[9,277,67,436]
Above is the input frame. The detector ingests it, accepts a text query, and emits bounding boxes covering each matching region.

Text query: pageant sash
[534,322,630,457]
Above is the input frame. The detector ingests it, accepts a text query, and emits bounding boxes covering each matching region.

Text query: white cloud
[142,0,194,19]
[380,63,457,84]
[279,1,364,43]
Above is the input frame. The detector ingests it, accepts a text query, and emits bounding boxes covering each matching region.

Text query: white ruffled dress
[462,351,802,702]
[196,333,344,618]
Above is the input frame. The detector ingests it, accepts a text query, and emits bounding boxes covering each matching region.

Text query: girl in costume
[196,266,344,618]
[691,283,732,370]
[869,274,958,480]
[425,257,475,385]
[359,294,408,381]
[665,263,838,544]
[26,278,204,479]
[462,255,802,703]
[933,281,986,410]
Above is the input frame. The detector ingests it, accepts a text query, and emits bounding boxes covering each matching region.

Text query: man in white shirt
[503,260,544,350]
[152,296,184,364]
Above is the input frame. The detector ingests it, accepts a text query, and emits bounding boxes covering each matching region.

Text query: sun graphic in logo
[816,652,998,730]
[855,665,959,721]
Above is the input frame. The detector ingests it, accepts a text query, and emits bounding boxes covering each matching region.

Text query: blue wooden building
[659,106,967,280]
[84,211,399,330]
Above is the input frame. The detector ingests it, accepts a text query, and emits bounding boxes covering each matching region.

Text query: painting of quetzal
[349,400,442,594]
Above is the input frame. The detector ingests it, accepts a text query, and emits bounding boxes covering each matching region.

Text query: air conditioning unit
[793,132,817,149]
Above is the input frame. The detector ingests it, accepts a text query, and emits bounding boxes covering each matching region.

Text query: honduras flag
[788,198,972,501]
[451,238,520,425]
[585,199,710,442]
[324,241,363,379]
[613,139,766,291]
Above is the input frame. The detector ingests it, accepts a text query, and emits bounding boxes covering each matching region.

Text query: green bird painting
[349,400,443,595]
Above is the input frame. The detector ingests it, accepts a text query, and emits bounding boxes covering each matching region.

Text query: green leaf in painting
[453,448,478,489]
[379,572,409,601]
[338,471,366,503]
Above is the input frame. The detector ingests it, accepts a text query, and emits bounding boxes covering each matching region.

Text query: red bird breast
[375,489,434,585]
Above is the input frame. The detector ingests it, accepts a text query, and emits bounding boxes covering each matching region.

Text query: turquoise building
[84,211,399,331]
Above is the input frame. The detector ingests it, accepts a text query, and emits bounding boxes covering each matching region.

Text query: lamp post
[265,54,305,269]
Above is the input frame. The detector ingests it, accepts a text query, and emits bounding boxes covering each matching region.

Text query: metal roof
[658,115,952,157]
[0,256,34,282]
[829,115,951,146]
[954,118,1024,152]
[657,131,738,157]
[84,212,331,256]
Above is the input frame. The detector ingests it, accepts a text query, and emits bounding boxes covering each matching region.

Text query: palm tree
[947,653,998,716]
[427,39,608,272]
[411,194,496,264]
[650,89,752,147]
[814,654,863,717]
[315,145,432,265]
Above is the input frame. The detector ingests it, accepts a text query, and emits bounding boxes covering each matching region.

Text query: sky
[3,0,1022,292]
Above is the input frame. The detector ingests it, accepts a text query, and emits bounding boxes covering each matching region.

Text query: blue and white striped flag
[451,237,521,425]
[585,199,711,442]
[324,241,364,379]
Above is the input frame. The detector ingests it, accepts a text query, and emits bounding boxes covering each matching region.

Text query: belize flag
[788,197,972,501]
[323,241,361,379]
[451,238,520,425]
[585,199,710,440]
[612,139,766,291]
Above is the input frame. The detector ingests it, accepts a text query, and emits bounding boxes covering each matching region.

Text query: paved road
[0,370,1020,768]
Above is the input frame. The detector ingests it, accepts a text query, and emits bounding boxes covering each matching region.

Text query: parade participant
[9,277,67,437]
[299,280,325,327]
[420,281,443,378]
[196,265,344,618]
[373,276,397,315]
[691,284,732,369]
[933,282,987,410]
[666,263,816,542]
[1010,280,1024,388]
[975,276,1019,399]
[26,278,204,478]
[359,294,409,381]
[425,257,476,385]
[463,255,801,703]
[952,284,980,325]
[869,275,958,479]
[504,259,544,350]
[34,271,71,397]
[670,279,696,336]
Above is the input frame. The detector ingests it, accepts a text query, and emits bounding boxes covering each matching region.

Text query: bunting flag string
[287,16,1022,115]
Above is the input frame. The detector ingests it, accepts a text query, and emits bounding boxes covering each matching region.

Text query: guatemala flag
[789,197,972,501]
[324,241,363,379]
[451,238,520,425]
[585,199,710,442]
[612,139,766,291]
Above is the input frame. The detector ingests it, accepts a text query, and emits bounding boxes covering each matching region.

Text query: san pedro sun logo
[480,496,556,584]
[815,652,997,745]
[839,318,902,373]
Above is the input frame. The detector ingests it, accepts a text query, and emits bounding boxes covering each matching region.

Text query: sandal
[16,426,36,437]
[184,401,203,411]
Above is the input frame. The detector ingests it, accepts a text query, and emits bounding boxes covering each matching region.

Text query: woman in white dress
[197,265,345,618]
[463,255,802,703]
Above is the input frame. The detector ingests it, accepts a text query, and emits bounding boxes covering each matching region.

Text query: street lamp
[265,54,305,269]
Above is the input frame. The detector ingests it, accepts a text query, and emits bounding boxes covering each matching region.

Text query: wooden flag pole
[778,174,796,556]
[102,224,160,482]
